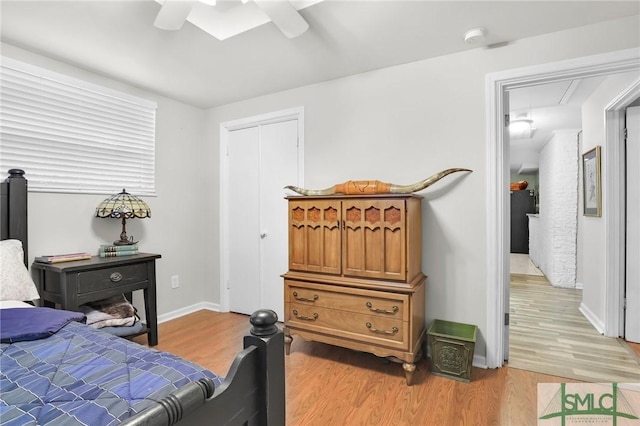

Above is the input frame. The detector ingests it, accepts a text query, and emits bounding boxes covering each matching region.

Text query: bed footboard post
[245,309,286,426]
[1,169,28,265]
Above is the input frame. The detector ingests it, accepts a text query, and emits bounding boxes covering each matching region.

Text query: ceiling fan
[153,0,315,40]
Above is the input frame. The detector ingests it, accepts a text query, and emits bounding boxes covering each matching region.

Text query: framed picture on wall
[582,146,602,217]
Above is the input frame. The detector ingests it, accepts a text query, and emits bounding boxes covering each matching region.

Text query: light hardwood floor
[510,254,544,277]
[509,273,640,383]
[134,310,580,426]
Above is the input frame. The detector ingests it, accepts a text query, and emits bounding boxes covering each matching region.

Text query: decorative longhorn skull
[284,168,472,196]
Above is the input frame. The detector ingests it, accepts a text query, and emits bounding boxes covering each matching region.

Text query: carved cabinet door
[288,199,342,274]
[342,199,406,281]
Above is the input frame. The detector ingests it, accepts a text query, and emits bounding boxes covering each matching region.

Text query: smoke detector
[464,28,485,44]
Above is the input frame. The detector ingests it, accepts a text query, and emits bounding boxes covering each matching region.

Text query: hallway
[508,255,640,382]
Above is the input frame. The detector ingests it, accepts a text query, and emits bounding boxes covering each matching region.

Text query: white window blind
[0,57,157,195]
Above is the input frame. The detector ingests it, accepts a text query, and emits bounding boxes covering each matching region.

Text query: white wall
[529,214,540,267]
[579,71,640,327]
[205,15,640,363]
[0,42,214,320]
[537,129,580,287]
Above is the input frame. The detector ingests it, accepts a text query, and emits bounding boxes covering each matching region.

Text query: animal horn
[284,168,471,196]
[283,184,337,196]
[389,168,472,193]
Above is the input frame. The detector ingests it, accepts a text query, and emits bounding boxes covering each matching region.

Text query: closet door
[227,119,299,320]
[228,126,261,316]
[259,120,299,319]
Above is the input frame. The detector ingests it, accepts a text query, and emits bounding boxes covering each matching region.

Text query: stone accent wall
[537,129,580,288]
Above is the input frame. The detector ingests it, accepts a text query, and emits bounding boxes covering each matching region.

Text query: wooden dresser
[283,194,426,385]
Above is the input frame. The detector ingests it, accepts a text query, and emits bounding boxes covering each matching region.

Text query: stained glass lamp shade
[95,189,151,245]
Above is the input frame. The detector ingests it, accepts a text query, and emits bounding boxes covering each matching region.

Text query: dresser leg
[284,332,292,355]
[402,362,416,386]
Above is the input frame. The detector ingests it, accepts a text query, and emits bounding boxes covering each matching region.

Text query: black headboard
[0,169,28,265]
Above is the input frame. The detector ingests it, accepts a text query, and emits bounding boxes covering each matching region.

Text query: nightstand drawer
[77,263,148,294]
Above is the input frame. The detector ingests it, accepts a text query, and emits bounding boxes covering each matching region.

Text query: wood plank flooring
[133,310,581,426]
[509,273,640,383]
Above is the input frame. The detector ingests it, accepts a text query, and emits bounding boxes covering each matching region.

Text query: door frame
[485,48,640,368]
[219,107,305,313]
[604,79,640,337]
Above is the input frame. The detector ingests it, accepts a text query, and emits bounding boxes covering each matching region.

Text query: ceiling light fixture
[154,0,317,39]
[509,115,535,139]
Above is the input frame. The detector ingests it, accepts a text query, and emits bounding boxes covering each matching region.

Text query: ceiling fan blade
[154,0,198,31]
[253,0,309,38]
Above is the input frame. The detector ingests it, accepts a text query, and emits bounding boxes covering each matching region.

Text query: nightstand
[31,253,161,346]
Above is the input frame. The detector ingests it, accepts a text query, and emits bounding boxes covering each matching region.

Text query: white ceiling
[1,0,638,110]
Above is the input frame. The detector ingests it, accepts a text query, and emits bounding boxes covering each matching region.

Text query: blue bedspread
[0,320,221,425]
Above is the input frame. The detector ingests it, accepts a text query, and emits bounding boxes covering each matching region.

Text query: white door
[626,105,640,342]
[228,126,261,316]
[226,118,300,320]
[258,120,299,318]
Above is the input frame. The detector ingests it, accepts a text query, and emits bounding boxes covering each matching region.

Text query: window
[0,57,157,195]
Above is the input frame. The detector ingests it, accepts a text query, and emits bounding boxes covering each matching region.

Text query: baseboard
[473,354,488,369]
[579,302,605,334]
[550,281,577,289]
[575,282,584,290]
[157,302,220,324]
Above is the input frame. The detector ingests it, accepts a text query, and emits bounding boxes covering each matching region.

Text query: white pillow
[0,300,34,309]
[0,240,40,301]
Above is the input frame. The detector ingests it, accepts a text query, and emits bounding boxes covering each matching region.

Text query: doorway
[219,107,304,321]
[485,48,640,368]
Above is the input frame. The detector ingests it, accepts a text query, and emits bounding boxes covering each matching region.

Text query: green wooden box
[427,319,477,382]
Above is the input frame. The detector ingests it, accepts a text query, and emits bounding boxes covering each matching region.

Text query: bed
[0,169,286,425]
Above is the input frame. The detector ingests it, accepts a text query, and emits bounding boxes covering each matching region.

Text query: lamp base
[113,239,139,246]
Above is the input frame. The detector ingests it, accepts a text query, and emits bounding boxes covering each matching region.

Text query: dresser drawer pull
[366,322,399,335]
[110,272,123,282]
[293,310,318,321]
[293,292,318,302]
[366,302,399,314]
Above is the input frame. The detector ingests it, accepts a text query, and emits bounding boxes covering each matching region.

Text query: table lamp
[95,189,151,245]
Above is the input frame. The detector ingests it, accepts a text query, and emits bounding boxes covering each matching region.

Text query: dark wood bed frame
[1,169,286,426]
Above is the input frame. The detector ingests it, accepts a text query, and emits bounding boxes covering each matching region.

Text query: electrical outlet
[171,275,180,289]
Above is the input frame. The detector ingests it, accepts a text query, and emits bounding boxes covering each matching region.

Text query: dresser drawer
[287,303,407,348]
[285,279,409,321]
[77,263,148,294]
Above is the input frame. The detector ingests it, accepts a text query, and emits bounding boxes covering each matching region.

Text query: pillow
[0,240,40,301]
[0,307,85,343]
[0,300,34,309]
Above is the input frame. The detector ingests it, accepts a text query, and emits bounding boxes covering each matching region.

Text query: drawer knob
[366,302,399,314]
[293,309,318,321]
[110,272,123,282]
[293,292,318,303]
[366,322,399,335]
